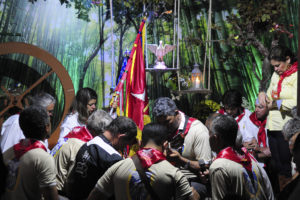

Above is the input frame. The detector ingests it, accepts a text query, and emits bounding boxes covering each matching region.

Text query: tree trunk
[0,0,8,32]
[0,0,14,42]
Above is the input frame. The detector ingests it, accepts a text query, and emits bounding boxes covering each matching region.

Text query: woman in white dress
[59,87,97,139]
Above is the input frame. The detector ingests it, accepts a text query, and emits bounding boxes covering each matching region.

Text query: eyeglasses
[87,103,97,106]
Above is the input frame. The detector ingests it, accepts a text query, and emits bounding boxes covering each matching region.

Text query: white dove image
[147,40,176,69]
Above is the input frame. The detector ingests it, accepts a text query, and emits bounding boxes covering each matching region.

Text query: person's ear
[286,56,291,64]
[210,134,218,142]
[209,134,219,150]
[118,133,126,139]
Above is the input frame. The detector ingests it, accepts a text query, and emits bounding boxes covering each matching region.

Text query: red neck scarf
[136,148,166,169]
[216,147,253,171]
[218,108,245,123]
[64,126,93,142]
[249,112,267,147]
[174,116,197,137]
[277,61,298,98]
[14,139,47,159]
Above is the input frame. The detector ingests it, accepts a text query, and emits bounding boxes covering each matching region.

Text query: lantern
[191,63,203,89]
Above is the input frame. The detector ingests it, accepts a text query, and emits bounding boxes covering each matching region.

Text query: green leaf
[261,14,270,22]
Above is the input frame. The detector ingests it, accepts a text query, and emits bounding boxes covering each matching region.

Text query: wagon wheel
[0,42,75,148]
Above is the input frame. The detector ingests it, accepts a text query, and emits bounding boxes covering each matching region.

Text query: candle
[195,77,200,89]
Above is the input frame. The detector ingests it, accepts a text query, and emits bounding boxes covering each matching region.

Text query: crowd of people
[0,45,300,200]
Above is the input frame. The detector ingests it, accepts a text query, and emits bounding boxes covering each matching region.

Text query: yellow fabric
[142,23,145,56]
[126,50,137,117]
[129,114,151,156]
[266,72,297,130]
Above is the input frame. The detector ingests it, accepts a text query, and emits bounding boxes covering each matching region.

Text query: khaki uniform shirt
[2,147,56,200]
[181,117,212,162]
[95,158,193,200]
[209,157,274,200]
[54,138,85,191]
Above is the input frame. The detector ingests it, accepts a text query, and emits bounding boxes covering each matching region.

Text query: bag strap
[131,155,161,200]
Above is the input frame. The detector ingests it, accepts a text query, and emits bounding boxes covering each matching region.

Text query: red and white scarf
[216,147,253,171]
[136,148,166,169]
[64,126,93,142]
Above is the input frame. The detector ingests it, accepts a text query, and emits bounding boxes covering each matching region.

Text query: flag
[111,17,150,131]
[125,22,149,130]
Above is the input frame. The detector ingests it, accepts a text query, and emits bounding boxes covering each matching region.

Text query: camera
[198,159,211,172]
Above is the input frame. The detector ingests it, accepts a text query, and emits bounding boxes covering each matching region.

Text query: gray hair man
[65,116,137,200]
[50,110,112,195]
[282,116,300,152]
[0,93,56,152]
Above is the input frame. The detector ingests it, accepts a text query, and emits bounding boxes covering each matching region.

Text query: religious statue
[147,40,176,69]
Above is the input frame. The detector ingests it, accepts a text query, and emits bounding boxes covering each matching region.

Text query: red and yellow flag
[111,17,150,141]
[125,20,149,131]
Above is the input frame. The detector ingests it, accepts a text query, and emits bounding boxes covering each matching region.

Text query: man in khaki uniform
[51,110,112,195]
[152,97,211,198]
[209,114,274,200]
[88,123,198,200]
[2,106,58,200]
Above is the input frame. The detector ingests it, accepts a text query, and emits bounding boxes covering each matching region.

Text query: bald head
[255,98,268,120]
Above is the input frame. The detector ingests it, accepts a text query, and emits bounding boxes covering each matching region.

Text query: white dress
[59,112,85,139]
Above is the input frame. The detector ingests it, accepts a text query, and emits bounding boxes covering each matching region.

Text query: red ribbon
[216,147,253,171]
[136,148,166,169]
[276,61,298,98]
[64,126,93,142]
[218,109,225,115]
[249,112,267,147]
[14,139,47,159]
[218,108,245,124]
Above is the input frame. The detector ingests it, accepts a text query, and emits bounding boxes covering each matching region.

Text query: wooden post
[298,2,300,116]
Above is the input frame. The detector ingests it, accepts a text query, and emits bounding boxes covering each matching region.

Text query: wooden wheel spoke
[1,85,12,98]
[0,42,75,149]
[18,69,54,101]
[0,104,13,117]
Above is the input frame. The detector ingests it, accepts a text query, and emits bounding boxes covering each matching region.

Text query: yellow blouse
[266,71,297,130]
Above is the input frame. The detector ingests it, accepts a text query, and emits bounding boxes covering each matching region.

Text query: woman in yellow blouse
[259,45,297,192]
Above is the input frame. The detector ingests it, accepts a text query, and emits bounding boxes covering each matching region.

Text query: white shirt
[244,118,269,147]
[0,114,49,153]
[0,114,24,153]
[217,108,252,146]
[236,109,252,140]
[59,112,85,139]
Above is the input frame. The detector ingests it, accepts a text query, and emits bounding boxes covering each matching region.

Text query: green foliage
[226,0,285,47]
